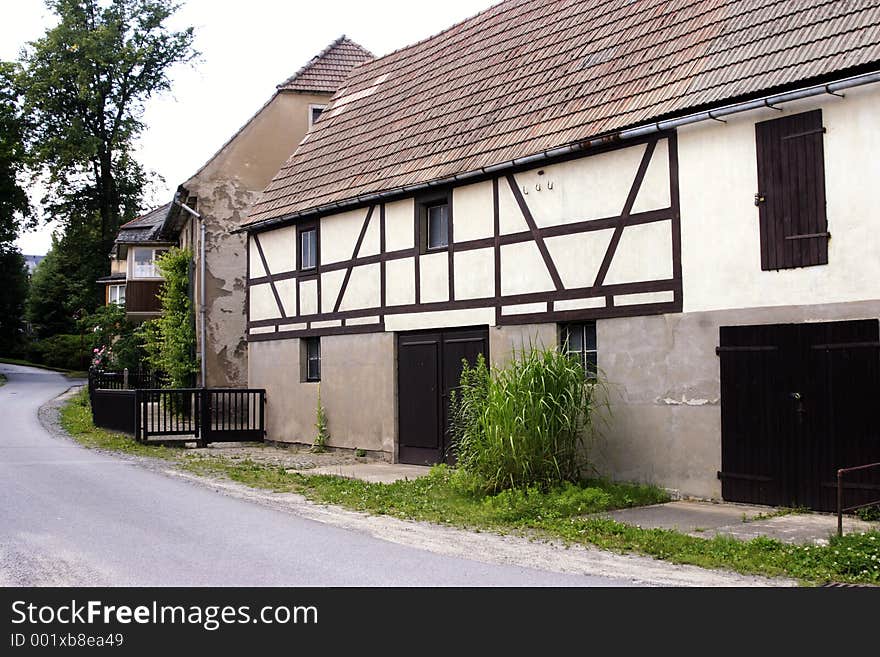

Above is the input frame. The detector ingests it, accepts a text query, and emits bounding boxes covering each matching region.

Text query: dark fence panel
[89,369,161,394]
[138,388,201,440]
[134,388,266,444]
[91,389,138,436]
[204,389,266,443]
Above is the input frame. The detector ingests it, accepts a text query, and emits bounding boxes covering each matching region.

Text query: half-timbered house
[241,0,880,510]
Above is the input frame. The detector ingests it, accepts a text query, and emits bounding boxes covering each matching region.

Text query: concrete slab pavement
[596,501,880,545]
[303,462,433,484]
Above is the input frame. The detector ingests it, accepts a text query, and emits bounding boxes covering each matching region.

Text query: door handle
[754,193,765,206]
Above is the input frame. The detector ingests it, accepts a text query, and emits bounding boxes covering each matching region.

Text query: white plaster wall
[384,198,414,251]
[384,307,495,332]
[320,271,344,314]
[256,225,296,274]
[546,229,614,288]
[510,141,652,227]
[300,279,318,316]
[500,241,555,295]
[360,208,381,257]
[419,252,449,303]
[679,84,880,312]
[249,284,280,321]
[454,248,494,300]
[321,207,369,264]
[452,180,494,241]
[249,238,266,278]
[386,258,415,306]
[604,221,673,285]
[274,279,296,315]
[340,263,380,311]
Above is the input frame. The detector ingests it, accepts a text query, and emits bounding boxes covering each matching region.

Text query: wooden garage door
[719,319,880,511]
[397,326,488,465]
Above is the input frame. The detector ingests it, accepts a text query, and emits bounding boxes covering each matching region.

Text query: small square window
[109,284,126,306]
[309,104,326,128]
[300,228,317,271]
[560,322,597,379]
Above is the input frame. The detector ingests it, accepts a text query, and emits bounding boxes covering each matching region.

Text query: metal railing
[837,462,880,536]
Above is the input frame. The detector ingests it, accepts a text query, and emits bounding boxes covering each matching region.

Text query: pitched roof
[277,35,373,94]
[246,0,880,227]
[116,203,172,243]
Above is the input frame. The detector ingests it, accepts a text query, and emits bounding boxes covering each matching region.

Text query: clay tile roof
[277,35,374,94]
[247,0,880,227]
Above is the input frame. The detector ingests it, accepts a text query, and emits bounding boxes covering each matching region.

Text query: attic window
[309,104,326,128]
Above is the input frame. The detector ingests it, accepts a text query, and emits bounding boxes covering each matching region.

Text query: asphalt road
[0,363,631,586]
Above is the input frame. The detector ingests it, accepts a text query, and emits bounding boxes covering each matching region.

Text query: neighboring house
[98,203,174,321]
[159,35,372,387]
[100,36,372,386]
[241,0,880,511]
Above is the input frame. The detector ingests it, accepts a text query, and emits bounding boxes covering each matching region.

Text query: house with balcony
[97,203,174,320]
[99,36,372,385]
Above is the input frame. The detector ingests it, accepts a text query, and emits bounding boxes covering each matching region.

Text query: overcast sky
[2,0,497,255]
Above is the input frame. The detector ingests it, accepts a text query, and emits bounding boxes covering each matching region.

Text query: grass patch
[60,389,176,459]
[0,356,87,378]
[0,373,6,386]
[60,390,880,585]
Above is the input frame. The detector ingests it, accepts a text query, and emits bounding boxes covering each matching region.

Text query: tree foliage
[19,0,197,246]
[0,247,30,354]
[141,247,197,387]
[26,225,107,336]
[0,62,32,244]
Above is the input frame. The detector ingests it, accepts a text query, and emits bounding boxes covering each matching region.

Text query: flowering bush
[91,345,112,369]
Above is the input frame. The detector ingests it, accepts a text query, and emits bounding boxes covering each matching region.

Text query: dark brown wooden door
[397,326,488,465]
[719,320,880,511]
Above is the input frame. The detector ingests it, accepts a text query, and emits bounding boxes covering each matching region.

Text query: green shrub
[140,248,199,388]
[450,346,604,492]
[79,304,146,372]
[28,334,86,370]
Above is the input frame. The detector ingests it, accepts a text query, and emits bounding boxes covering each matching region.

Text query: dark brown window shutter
[755,110,828,270]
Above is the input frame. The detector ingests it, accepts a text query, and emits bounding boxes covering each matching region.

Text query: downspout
[236,68,880,234]
[173,196,207,387]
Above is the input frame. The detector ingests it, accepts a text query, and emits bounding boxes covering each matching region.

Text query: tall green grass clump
[450,346,602,492]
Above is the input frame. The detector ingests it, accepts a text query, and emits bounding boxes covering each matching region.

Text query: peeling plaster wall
[185,177,258,387]
[181,90,334,387]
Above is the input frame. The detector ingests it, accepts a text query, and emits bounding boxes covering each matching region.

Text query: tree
[20,0,197,244]
[0,247,30,354]
[141,247,197,387]
[26,225,106,337]
[18,0,197,330]
[0,62,32,243]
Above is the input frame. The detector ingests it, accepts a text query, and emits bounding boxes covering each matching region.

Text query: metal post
[837,469,843,538]
[123,367,129,390]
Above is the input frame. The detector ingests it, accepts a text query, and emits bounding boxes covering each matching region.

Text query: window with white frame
[108,284,126,306]
[131,247,168,278]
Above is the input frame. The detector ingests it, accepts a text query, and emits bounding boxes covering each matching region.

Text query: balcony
[125,280,163,314]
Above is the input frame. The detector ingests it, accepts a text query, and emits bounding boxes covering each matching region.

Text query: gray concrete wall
[594,300,880,499]
[249,332,396,457]
[489,323,558,367]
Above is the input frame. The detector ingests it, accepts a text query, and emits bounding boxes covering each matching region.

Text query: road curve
[0,363,632,587]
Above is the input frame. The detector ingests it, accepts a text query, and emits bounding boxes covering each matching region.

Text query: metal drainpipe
[173,197,207,387]
[237,69,880,234]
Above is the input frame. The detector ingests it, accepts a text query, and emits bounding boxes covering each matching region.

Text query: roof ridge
[119,203,171,228]
[277,35,373,90]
